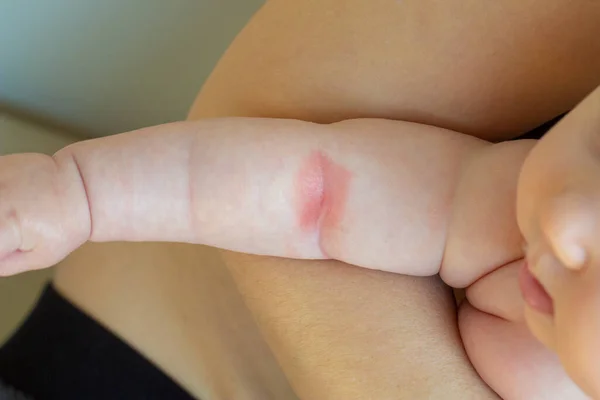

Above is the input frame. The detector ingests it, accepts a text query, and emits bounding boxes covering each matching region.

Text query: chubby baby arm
[0,117,484,275]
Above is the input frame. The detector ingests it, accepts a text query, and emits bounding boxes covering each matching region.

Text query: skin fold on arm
[47,0,600,399]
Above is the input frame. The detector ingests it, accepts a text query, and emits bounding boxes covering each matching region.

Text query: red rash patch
[294,151,351,237]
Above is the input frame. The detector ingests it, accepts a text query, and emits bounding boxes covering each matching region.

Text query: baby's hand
[0,153,90,275]
[517,85,600,397]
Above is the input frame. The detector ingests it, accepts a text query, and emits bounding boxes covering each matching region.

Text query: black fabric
[0,380,33,400]
[0,285,194,400]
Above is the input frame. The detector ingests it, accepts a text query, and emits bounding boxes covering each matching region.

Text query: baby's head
[517,84,600,397]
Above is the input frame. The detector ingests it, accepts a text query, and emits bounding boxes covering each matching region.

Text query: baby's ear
[518,85,600,272]
[537,194,594,271]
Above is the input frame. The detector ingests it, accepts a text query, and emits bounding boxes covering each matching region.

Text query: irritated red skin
[295,151,351,252]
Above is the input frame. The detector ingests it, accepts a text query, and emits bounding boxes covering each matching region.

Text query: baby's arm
[0,113,545,288]
[0,113,556,292]
[0,117,485,276]
[0,114,544,285]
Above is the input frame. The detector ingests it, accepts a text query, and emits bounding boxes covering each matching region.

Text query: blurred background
[0,0,263,342]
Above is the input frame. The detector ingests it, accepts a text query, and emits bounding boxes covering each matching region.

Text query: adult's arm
[186,0,600,398]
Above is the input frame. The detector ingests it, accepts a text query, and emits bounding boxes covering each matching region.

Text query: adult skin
[54,0,600,398]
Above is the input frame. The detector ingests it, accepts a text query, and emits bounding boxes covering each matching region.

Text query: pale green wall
[0,112,76,155]
[0,0,263,137]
